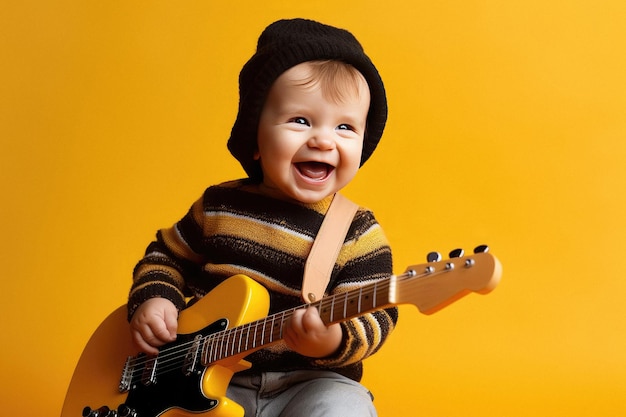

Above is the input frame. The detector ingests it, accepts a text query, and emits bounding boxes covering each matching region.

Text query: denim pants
[226,370,377,417]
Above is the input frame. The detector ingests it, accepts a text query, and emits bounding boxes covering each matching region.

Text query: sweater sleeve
[127,196,206,320]
[313,209,399,368]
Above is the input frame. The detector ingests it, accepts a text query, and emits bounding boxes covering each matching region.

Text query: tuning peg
[473,244,489,254]
[449,248,464,258]
[426,251,441,262]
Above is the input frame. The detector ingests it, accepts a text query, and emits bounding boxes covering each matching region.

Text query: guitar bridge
[119,356,134,392]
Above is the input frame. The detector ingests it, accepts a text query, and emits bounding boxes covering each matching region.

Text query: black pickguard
[120,319,228,417]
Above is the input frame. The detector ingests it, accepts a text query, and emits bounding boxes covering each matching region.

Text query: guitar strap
[302,193,359,303]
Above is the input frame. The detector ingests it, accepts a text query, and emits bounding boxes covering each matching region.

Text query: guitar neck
[201,251,501,366]
[201,276,398,365]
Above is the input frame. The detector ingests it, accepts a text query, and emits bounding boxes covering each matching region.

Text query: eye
[290,117,309,126]
[337,123,355,131]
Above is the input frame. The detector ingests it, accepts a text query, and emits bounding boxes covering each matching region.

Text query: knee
[285,376,377,417]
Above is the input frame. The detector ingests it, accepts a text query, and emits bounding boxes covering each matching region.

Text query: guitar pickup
[183,335,203,376]
[141,356,158,386]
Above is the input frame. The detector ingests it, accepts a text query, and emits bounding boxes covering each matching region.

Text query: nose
[307,128,336,150]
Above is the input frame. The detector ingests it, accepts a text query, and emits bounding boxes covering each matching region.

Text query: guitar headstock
[395,246,502,315]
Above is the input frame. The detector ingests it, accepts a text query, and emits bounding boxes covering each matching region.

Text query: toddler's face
[255,62,370,203]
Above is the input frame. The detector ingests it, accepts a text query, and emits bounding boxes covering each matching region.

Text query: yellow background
[2,1,625,416]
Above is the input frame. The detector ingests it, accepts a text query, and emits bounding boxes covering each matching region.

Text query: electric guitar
[61,248,502,417]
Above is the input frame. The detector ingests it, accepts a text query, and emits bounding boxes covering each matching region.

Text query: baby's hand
[129,298,178,355]
[283,306,343,358]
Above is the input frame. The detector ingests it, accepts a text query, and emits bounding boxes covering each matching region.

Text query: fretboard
[200,276,395,365]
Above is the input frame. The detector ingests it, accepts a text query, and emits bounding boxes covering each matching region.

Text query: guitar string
[125,266,452,381]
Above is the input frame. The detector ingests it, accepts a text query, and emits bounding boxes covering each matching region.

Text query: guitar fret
[279,311,287,339]
[219,332,225,360]
[246,322,252,351]
[228,328,234,357]
[317,299,324,321]
[270,315,274,343]
[223,330,229,360]
[271,314,280,342]
[213,336,219,362]
[223,330,229,359]
[373,281,377,308]
[261,318,267,345]
[240,323,247,352]
[203,338,211,364]
[222,332,229,360]
[253,321,259,348]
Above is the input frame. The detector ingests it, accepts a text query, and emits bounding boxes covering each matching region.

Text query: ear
[253,150,260,160]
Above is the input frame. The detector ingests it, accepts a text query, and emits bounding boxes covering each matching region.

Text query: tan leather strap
[302,193,359,303]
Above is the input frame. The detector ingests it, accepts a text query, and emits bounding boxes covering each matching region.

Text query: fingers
[300,305,324,332]
[283,307,326,351]
[129,298,178,355]
[286,307,323,337]
[283,309,304,350]
[131,327,160,356]
[162,306,179,340]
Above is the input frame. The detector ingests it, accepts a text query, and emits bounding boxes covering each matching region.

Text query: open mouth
[295,161,334,181]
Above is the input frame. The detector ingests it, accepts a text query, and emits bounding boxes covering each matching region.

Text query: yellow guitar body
[61,274,270,417]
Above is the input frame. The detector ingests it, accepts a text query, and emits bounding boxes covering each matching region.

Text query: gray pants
[226,370,377,417]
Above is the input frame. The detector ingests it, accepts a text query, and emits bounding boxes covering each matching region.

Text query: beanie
[227,18,388,180]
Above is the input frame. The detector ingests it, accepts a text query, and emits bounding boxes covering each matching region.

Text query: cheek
[343,160,361,181]
[259,142,289,165]
[345,141,364,168]
[337,143,363,183]
[259,133,297,164]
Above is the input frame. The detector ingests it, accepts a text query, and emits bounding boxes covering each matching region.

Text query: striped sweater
[128,179,398,381]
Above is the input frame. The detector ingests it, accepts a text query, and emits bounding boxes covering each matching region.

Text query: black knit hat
[227,18,388,180]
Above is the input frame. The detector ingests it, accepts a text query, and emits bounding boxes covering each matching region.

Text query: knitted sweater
[128,179,398,381]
